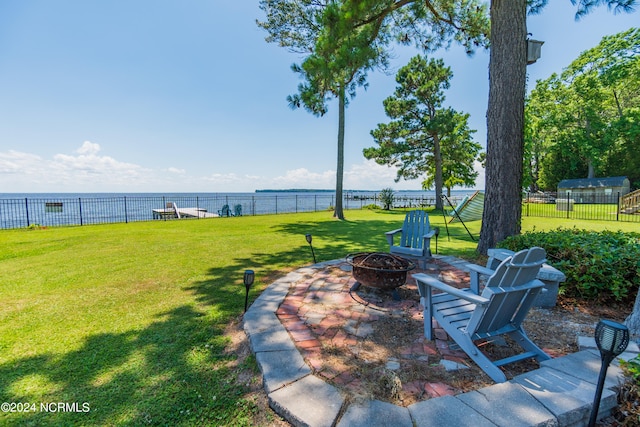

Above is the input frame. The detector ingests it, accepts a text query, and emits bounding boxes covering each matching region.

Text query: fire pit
[346,252,415,291]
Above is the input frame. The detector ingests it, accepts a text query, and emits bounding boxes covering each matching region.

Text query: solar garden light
[243,270,255,313]
[433,227,440,254]
[305,234,317,264]
[588,319,630,427]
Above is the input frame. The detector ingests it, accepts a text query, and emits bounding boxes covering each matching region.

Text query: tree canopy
[364,55,481,209]
[258,0,489,220]
[258,0,636,252]
[525,27,640,190]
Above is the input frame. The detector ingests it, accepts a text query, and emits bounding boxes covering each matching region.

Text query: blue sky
[0,1,637,193]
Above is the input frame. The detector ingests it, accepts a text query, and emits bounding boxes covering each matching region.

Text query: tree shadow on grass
[0,211,477,425]
[0,304,254,426]
[0,215,402,425]
[184,215,408,309]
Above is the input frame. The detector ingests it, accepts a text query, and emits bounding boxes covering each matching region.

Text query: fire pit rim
[345,252,416,273]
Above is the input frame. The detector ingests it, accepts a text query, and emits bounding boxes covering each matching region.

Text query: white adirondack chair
[414,247,551,383]
[385,210,436,268]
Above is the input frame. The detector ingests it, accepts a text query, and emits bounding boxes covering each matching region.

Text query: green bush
[362,203,381,210]
[379,188,394,210]
[498,228,640,302]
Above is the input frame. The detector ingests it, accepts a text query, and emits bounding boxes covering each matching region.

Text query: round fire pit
[346,252,415,291]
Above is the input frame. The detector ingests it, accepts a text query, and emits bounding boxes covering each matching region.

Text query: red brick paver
[273,258,478,404]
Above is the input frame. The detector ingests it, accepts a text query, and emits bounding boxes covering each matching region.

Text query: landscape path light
[588,319,630,427]
[305,234,317,264]
[243,270,255,313]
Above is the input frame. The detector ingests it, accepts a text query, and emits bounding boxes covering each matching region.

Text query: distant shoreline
[255,189,334,193]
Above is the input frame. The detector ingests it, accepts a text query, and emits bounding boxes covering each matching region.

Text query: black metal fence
[0,193,448,230]
[8,191,634,230]
[522,191,640,223]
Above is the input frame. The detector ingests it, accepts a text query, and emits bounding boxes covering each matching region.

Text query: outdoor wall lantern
[588,319,630,427]
[243,270,255,313]
[527,35,544,65]
[305,234,317,264]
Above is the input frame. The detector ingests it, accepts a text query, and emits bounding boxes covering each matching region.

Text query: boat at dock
[152,202,218,219]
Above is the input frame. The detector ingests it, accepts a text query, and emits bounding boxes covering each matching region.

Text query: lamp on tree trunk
[527,36,544,65]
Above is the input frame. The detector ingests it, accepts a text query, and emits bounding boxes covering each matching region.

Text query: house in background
[557,176,630,203]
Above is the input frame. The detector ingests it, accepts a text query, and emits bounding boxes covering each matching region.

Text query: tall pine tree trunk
[478,0,527,254]
[433,134,444,211]
[334,84,346,220]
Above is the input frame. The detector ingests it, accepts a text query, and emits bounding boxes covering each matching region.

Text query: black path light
[588,319,630,427]
[305,234,317,264]
[243,270,255,313]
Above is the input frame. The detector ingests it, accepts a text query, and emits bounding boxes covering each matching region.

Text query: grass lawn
[0,209,636,426]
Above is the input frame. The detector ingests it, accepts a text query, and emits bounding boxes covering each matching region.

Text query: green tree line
[525,27,640,191]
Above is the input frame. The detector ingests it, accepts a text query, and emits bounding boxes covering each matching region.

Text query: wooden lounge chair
[414,247,551,383]
[385,210,436,268]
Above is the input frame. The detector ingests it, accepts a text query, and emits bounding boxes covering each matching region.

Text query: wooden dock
[152,203,219,219]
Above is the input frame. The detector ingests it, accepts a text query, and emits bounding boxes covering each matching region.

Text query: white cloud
[76,141,101,155]
[264,161,422,191]
[0,145,484,193]
[0,150,45,175]
[271,168,336,188]
[344,160,409,190]
[167,167,186,174]
[0,142,153,192]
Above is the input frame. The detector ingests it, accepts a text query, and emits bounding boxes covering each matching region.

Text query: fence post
[79,198,84,226]
[566,192,570,219]
[616,192,620,221]
[25,198,30,228]
[275,196,278,214]
[124,197,128,223]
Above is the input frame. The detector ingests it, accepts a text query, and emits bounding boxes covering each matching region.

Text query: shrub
[615,356,640,425]
[498,228,640,302]
[362,204,381,210]
[379,188,394,210]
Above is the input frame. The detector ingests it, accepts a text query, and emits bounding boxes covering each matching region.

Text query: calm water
[0,191,472,229]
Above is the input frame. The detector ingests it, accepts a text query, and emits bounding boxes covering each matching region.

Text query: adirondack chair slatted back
[400,211,430,249]
[466,247,546,337]
[484,247,546,289]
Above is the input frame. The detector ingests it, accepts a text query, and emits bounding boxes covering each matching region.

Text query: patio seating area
[243,255,640,426]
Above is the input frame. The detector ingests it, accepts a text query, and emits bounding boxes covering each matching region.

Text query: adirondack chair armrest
[465,264,495,294]
[385,228,403,246]
[466,264,494,276]
[423,229,436,239]
[413,273,489,306]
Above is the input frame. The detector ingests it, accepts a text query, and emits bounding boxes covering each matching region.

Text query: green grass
[0,209,636,425]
